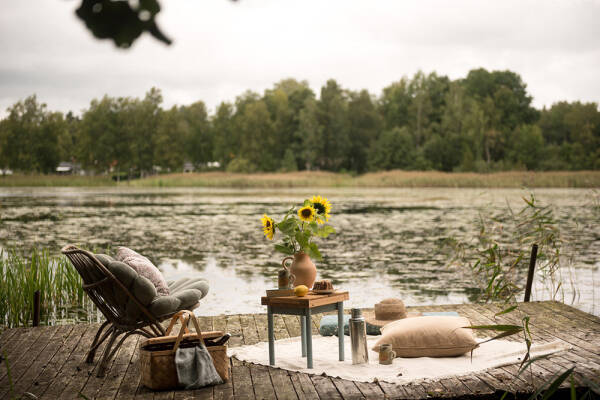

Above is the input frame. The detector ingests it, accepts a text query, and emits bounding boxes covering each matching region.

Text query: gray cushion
[168,277,193,292]
[106,260,138,288]
[174,289,204,309]
[149,296,182,317]
[124,276,157,320]
[125,299,143,321]
[103,260,136,306]
[91,254,209,320]
[94,253,114,267]
[170,278,209,296]
[146,278,209,318]
[131,275,157,306]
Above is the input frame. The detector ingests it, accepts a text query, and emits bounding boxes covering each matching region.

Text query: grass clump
[354,170,600,188]
[2,170,599,188]
[132,170,600,188]
[0,174,114,187]
[0,248,95,328]
[128,171,352,188]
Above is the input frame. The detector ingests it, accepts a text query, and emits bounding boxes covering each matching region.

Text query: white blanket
[228,336,569,384]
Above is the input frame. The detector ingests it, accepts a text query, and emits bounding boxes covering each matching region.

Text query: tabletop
[261,291,349,309]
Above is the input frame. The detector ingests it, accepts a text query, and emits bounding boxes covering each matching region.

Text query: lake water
[0,187,598,318]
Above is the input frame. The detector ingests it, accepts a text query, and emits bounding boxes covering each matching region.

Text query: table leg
[306,308,313,369]
[337,301,344,361]
[267,306,274,366]
[300,315,307,357]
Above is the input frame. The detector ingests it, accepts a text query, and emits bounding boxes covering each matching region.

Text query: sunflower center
[266,220,271,227]
[313,203,325,214]
[301,208,312,218]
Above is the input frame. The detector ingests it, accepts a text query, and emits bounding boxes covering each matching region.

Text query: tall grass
[127,171,352,188]
[446,192,593,395]
[2,170,599,188]
[134,170,600,188]
[355,170,600,188]
[0,249,96,328]
[448,192,574,303]
[0,174,114,187]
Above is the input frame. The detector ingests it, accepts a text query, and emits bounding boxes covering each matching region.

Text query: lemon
[294,285,309,297]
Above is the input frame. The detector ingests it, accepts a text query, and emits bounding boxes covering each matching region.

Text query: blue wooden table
[261,291,350,369]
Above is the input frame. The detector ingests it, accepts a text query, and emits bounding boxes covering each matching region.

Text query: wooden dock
[0,301,599,399]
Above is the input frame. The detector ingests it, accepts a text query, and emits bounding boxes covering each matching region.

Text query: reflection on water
[0,187,598,318]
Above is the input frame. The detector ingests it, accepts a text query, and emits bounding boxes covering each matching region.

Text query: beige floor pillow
[372,316,478,357]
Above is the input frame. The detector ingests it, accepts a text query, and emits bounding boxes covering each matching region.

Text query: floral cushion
[115,246,170,296]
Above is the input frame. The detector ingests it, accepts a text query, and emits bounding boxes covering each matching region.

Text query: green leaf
[274,244,294,255]
[526,367,575,400]
[277,218,297,236]
[465,324,523,332]
[522,316,531,337]
[303,199,311,207]
[316,225,336,238]
[307,242,322,260]
[295,231,309,249]
[517,354,550,377]
[495,305,517,317]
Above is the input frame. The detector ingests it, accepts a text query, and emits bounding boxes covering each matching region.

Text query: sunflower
[261,214,275,240]
[310,195,331,224]
[297,205,316,222]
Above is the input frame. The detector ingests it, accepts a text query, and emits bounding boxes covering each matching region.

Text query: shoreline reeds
[0,248,96,328]
[3,170,597,188]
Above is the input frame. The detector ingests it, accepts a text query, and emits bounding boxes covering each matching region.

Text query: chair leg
[95,330,140,377]
[96,329,120,378]
[86,320,111,363]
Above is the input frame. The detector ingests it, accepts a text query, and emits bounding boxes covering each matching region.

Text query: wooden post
[524,244,538,302]
[33,290,40,327]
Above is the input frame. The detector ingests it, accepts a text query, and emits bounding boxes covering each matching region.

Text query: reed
[1,170,599,188]
[354,170,600,188]
[131,170,600,188]
[445,191,592,389]
[447,192,576,304]
[0,248,95,328]
[0,174,114,187]
[127,171,352,188]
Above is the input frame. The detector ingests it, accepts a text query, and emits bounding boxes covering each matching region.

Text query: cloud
[0,0,598,117]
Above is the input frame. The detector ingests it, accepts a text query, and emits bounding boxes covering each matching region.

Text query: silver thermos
[349,308,369,364]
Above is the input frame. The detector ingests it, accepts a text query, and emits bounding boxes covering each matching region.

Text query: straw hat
[364,298,407,327]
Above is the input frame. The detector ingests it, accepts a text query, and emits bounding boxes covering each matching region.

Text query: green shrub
[226,157,257,173]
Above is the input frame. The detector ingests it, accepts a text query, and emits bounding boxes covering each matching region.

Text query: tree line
[1,68,599,175]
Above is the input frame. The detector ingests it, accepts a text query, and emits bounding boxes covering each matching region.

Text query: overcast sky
[1,0,599,117]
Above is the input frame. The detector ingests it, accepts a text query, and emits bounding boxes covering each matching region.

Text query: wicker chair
[61,245,208,377]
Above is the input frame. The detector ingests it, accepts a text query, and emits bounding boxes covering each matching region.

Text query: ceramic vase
[282,252,317,289]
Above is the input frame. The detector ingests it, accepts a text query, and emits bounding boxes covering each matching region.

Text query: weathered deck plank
[267,367,299,400]
[0,324,47,382]
[1,301,598,399]
[46,322,102,399]
[0,324,73,399]
[289,371,320,400]
[26,323,90,398]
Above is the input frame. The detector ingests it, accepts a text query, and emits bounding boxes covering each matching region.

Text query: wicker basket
[140,310,230,390]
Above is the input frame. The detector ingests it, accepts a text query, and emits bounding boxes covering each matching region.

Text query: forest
[1,68,599,175]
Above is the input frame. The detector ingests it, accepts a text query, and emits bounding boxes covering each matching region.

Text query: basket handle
[165,310,191,336]
[171,311,205,354]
